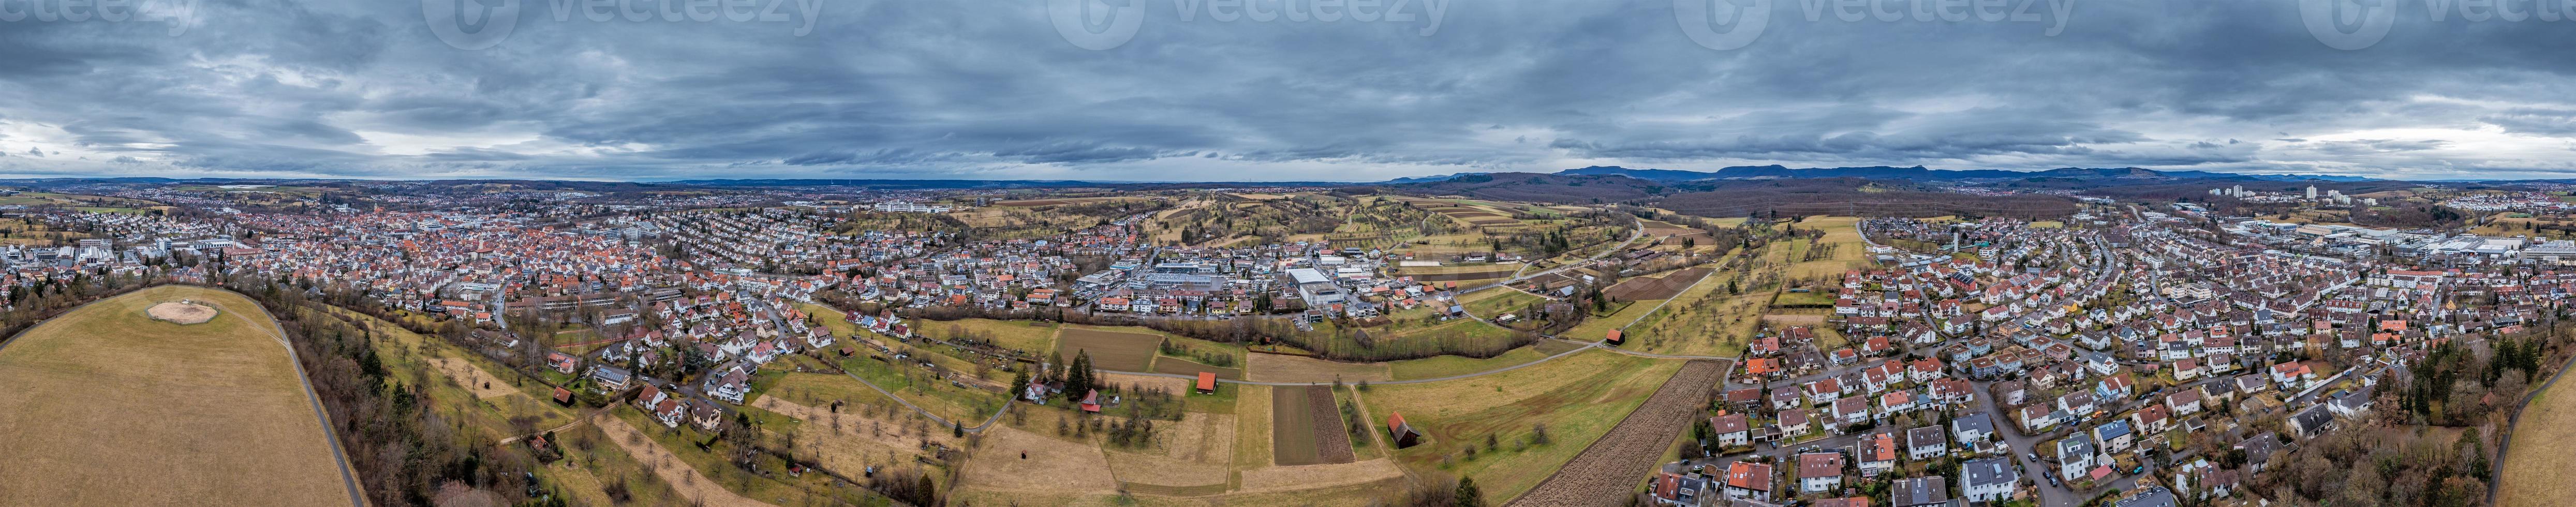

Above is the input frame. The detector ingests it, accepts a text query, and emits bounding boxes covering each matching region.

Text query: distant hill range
[1545,165,2375,183]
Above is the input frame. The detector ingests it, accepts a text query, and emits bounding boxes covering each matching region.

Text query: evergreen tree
[1454,478,1485,507]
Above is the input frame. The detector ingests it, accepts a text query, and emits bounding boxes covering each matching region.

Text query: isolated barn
[1387,411,1423,449]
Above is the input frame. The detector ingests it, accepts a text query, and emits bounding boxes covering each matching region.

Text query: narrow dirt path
[595,415,775,507]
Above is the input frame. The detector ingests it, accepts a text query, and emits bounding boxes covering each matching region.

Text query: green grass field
[828,356,1006,425]
[1459,289,1546,319]
[1385,341,1589,381]
[1359,351,1685,504]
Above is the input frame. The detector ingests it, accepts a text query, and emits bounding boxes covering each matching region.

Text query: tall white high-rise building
[2306,186,2318,199]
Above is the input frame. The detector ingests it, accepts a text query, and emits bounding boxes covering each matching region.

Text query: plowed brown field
[1507,360,1724,506]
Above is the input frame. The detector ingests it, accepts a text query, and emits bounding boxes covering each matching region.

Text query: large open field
[2502,372,2576,507]
[1272,385,1357,466]
[1459,288,1546,319]
[992,196,1138,207]
[1508,360,1725,506]
[1359,350,1687,504]
[0,286,351,506]
[1606,268,1709,301]
[1625,270,1765,356]
[1057,326,1167,372]
[916,317,1062,354]
[1248,353,1394,382]
[1784,216,1871,278]
[1383,340,1587,381]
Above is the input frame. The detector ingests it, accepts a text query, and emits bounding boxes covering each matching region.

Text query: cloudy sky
[0,0,2570,182]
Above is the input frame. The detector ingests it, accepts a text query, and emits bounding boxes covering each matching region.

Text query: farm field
[1248,353,1393,382]
[992,196,1135,207]
[1773,289,1835,307]
[1271,385,1357,466]
[1384,341,1587,381]
[1394,261,1518,277]
[916,318,1061,354]
[1235,385,1277,467]
[1151,356,1244,380]
[1784,216,1871,278]
[2501,374,2576,507]
[1459,288,1545,318]
[537,421,688,507]
[1563,296,1667,344]
[1379,317,1521,347]
[1605,268,1709,301]
[830,356,1007,425]
[1057,326,1167,372]
[750,388,955,472]
[1359,351,1686,504]
[1102,411,1238,494]
[0,286,349,506]
[1623,266,1765,356]
[1508,360,1724,506]
[596,410,781,507]
[0,216,93,246]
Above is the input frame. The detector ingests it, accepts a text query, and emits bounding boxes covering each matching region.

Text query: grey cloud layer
[0,0,2569,181]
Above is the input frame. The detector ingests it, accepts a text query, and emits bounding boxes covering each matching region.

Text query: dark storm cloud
[0,0,2569,181]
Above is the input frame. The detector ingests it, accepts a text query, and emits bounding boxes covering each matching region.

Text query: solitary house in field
[1196,372,1218,394]
[1080,389,1103,413]
[1605,329,1624,345]
[1387,411,1422,449]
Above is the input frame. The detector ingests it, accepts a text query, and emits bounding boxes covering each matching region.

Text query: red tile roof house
[650,397,687,428]
[1079,390,1103,413]
[1723,461,1774,501]
[1859,431,1900,476]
